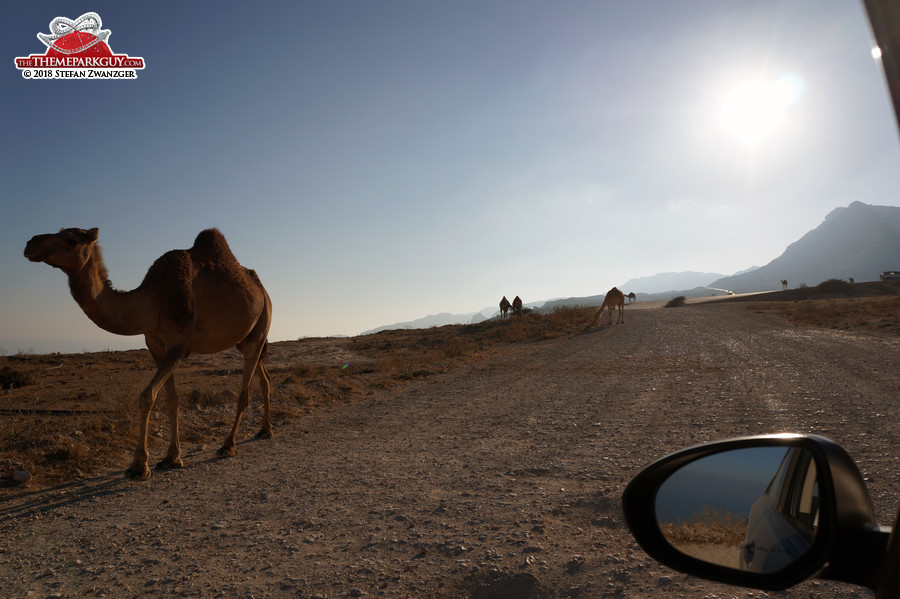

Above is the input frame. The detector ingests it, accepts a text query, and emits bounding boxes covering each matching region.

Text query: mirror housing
[622,434,890,590]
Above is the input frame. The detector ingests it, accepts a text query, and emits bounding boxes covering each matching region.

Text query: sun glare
[718,74,803,145]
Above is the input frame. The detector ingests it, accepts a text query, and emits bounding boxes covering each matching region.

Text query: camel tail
[260,340,269,363]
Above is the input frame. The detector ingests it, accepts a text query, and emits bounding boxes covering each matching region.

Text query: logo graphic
[14,12,145,79]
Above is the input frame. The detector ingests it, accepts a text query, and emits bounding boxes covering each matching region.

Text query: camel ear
[87,228,99,243]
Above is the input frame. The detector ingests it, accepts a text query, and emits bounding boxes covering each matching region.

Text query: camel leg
[254,361,273,439]
[155,376,184,471]
[218,343,266,458]
[126,347,185,480]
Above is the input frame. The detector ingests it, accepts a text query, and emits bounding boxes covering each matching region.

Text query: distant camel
[781,280,788,291]
[24,227,273,480]
[512,295,523,316]
[499,296,511,320]
[592,287,625,325]
[626,292,636,304]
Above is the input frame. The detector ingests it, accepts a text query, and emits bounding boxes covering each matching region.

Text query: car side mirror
[622,434,891,591]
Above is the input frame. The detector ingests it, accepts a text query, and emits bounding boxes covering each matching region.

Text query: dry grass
[665,296,687,308]
[0,308,599,493]
[747,295,900,332]
[659,506,747,546]
[1,366,35,390]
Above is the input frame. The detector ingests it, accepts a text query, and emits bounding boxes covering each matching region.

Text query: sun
[718,74,803,145]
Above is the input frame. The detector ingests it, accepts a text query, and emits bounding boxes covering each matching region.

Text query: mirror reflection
[655,447,819,573]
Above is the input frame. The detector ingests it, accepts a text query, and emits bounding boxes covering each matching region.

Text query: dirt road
[2,303,898,598]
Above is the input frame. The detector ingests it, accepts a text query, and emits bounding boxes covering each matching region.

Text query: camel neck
[66,248,152,337]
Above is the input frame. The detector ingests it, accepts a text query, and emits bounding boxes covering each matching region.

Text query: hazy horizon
[4,2,900,354]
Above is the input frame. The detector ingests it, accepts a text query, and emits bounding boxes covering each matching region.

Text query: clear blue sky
[4,1,900,354]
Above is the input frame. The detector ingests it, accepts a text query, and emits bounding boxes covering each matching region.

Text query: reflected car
[880,271,900,281]
[739,448,819,572]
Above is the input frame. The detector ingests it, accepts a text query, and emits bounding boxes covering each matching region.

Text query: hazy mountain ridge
[360,202,899,335]
[619,271,727,294]
[710,201,900,293]
[361,312,481,335]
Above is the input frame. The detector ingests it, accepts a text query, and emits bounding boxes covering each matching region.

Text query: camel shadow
[0,472,131,523]
[0,436,265,523]
[574,323,613,337]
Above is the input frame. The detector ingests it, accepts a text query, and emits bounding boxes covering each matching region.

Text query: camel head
[24,227,100,272]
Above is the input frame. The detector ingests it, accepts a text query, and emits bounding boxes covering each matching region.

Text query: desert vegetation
[659,506,747,568]
[745,282,900,333]
[0,306,598,491]
[659,506,747,548]
[665,296,687,308]
[0,365,34,390]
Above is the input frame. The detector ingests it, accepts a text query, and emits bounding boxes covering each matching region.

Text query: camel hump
[190,228,239,270]
[189,229,262,295]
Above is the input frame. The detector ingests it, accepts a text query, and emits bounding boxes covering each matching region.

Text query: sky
[3,1,900,354]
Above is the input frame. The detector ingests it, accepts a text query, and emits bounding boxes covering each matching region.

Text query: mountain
[360,202,900,335]
[361,312,477,335]
[539,286,729,312]
[711,201,900,293]
[731,266,761,277]
[362,300,547,334]
[539,295,606,311]
[619,271,727,294]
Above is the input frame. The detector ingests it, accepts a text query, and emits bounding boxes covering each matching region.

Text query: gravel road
[2,302,898,598]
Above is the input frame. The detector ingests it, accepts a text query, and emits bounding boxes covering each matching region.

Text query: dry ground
[1,284,899,598]
[0,308,589,492]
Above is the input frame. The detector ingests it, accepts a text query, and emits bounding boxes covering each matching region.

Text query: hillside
[711,201,900,292]
[618,271,727,294]
[361,202,900,333]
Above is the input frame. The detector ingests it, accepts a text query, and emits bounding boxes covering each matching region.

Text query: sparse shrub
[45,438,84,465]
[665,296,687,308]
[0,366,34,390]
[442,337,474,358]
[659,505,747,547]
[816,278,853,294]
[291,362,327,379]
[498,321,530,343]
[549,305,594,328]
[376,357,401,374]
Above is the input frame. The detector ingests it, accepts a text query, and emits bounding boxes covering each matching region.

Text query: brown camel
[781,279,788,291]
[592,286,625,325]
[626,292,636,304]
[499,296,511,320]
[512,295,523,316]
[24,227,273,480]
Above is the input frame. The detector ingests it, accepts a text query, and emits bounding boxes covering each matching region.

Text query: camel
[592,287,625,325]
[626,292,636,304]
[24,227,273,480]
[499,296,511,320]
[781,280,788,291]
[512,295,523,316]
